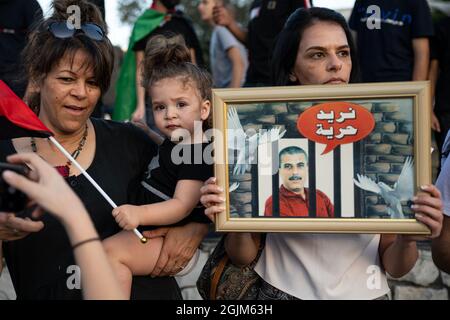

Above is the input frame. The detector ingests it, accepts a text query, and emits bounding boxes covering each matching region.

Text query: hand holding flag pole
[0,80,147,243]
[48,136,147,243]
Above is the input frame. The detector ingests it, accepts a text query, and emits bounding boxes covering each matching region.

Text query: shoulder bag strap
[210,255,229,300]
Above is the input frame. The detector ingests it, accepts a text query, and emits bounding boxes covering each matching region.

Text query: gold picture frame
[212,81,431,234]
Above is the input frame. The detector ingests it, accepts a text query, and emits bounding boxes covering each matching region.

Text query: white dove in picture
[353,157,414,219]
[227,106,286,192]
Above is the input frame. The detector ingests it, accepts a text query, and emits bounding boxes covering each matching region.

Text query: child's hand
[112,205,140,230]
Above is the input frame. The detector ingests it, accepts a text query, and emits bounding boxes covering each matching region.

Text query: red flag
[0,80,53,139]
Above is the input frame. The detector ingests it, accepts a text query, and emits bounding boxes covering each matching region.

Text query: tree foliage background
[116,0,450,67]
[117,0,252,67]
[430,0,450,21]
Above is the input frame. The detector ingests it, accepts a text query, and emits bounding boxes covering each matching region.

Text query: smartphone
[0,162,29,212]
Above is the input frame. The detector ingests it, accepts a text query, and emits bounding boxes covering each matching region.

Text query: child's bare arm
[225,233,260,267]
[113,180,204,229]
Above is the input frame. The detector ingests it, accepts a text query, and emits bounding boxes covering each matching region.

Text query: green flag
[113,9,165,121]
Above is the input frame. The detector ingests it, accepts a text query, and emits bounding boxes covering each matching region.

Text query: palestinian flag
[0,80,53,139]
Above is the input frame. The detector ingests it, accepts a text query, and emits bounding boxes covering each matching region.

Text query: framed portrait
[212,81,431,234]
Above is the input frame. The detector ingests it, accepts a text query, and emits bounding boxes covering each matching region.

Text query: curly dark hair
[141,34,212,102]
[23,0,114,113]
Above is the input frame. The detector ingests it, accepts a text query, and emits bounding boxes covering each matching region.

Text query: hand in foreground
[142,222,208,276]
[200,177,225,221]
[3,153,84,226]
[404,184,443,241]
[0,212,43,241]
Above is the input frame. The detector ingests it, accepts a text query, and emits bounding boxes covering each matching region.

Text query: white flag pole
[48,136,147,243]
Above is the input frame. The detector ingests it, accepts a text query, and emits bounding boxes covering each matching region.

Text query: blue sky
[37,0,356,50]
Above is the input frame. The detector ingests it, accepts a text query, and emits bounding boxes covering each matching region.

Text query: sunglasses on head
[48,22,104,41]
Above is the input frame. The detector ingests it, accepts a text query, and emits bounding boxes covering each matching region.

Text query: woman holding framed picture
[200,7,443,300]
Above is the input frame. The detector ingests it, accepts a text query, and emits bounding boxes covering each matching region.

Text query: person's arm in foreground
[201,177,259,266]
[379,185,443,278]
[1,171,45,270]
[2,153,126,299]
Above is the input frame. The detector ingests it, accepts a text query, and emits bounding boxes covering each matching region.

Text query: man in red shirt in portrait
[264,146,334,217]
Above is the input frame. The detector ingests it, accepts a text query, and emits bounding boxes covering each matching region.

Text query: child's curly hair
[141,34,213,111]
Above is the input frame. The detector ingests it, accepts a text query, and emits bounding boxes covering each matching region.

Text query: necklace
[31,124,88,178]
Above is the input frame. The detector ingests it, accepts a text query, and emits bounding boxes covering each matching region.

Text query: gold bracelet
[72,237,100,250]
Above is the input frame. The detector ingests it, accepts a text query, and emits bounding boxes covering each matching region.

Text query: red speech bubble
[297,102,375,155]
